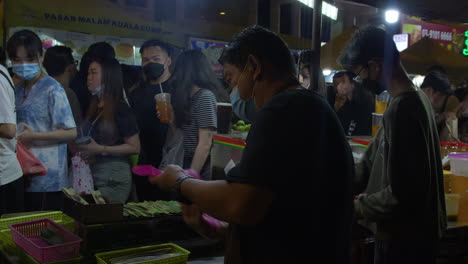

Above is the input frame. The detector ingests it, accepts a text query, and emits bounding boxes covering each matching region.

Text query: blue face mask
[12,63,41,80]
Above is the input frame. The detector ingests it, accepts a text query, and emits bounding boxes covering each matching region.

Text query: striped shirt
[181,89,217,156]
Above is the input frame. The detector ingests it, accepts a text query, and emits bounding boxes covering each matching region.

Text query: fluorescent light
[297,0,338,20]
[385,9,400,24]
[323,69,332,76]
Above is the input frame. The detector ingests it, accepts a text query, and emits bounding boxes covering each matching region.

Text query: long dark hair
[86,58,124,142]
[171,49,228,128]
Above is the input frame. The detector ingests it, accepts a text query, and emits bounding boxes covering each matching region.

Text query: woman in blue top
[7,30,77,210]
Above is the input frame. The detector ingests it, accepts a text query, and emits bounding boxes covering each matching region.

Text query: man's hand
[148,164,185,191]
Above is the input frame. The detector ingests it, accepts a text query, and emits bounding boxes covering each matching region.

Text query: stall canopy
[4,0,184,46]
[320,26,358,70]
[400,37,468,80]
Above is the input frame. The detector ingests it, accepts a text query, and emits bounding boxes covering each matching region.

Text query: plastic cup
[372,113,383,137]
[216,103,232,134]
[155,93,172,124]
[375,91,390,114]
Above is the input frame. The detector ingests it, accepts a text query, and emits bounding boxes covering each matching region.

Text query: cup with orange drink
[372,113,383,137]
[375,91,390,114]
[155,93,172,124]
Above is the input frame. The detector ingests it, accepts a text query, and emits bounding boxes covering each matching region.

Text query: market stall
[400,37,468,81]
[0,200,222,264]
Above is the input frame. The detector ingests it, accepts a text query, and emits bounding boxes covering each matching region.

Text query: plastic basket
[0,211,75,231]
[9,218,81,263]
[95,243,190,264]
[0,211,75,256]
[24,252,82,264]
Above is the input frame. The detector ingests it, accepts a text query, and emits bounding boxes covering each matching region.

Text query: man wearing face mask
[128,39,173,201]
[340,27,446,264]
[148,26,354,263]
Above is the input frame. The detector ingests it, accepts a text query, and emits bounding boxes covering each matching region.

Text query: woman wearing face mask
[77,58,140,203]
[7,29,77,210]
[163,50,228,180]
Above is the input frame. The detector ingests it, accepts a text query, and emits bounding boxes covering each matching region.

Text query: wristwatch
[171,174,193,204]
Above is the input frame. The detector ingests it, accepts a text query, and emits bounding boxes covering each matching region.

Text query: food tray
[95,243,190,264]
[9,218,81,263]
[63,194,123,224]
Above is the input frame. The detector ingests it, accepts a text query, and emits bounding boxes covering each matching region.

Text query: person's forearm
[0,123,16,139]
[191,143,211,173]
[98,143,140,155]
[33,128,77,143]
[181,180,271,225]
[182,179,240,223]
[191,217,228,240]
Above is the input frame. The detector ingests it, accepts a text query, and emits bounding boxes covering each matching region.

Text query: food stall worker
[150,25,354,264]
[339,26,446,264]
[228,81,256,123]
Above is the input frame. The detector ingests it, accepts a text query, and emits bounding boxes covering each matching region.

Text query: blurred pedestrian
[7,29,77,210]
[77,58,140,203]
[128,39,173,201]
[340,26,446,264]
[163,50,228,179]
[0,46,23,215]
[43,46,82,126]
[328,71,373,136]
[70,42,115,117]
[421,71,460,141]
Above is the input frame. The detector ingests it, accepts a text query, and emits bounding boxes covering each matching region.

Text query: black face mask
[143,62,165,81]
[362,78,386,95]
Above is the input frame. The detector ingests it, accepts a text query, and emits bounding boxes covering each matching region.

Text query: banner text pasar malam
[43,13,161,33]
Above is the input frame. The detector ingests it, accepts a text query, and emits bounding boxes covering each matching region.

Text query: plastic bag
[69,153,94,195]
[16,141,46,177]
[159,128,185,170]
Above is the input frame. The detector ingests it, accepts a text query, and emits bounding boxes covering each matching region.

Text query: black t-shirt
[128,81,170,166]
[226,88,354,264]
[328,86,374,136]
[85,101,139,148]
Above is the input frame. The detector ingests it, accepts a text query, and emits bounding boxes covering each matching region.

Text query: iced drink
[155,93,172,124]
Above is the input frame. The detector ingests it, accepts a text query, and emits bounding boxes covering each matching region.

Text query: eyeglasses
[353,67,366,82]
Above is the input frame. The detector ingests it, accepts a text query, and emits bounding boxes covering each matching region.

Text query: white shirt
[0,65,22,185]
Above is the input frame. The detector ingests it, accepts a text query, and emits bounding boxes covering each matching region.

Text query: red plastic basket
[9,218,81,263]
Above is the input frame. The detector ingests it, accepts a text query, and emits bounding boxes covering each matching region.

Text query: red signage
[402,16,466,54]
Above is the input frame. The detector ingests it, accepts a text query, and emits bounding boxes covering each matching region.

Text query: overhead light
[297,0,338,20]
[323,69,332,76]
[219,11,226,15]
[385,9,400,24]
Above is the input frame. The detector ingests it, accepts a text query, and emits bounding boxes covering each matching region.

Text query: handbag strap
[0,69,15,95]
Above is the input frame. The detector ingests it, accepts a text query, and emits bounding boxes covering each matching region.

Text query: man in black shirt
[339,27,446,264]
[149,26,354,263]
[328,71,373,136]
[128,40,173,201]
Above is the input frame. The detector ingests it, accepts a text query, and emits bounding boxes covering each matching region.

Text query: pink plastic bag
[69,153,94,195]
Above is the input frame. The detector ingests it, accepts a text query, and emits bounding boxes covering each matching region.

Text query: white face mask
[91,85,103,97]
